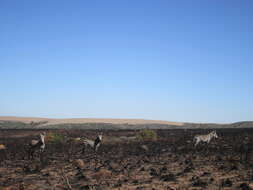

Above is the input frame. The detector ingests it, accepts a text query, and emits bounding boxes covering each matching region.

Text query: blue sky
[0,0,252,123]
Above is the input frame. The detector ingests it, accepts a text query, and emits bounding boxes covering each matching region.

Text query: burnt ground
[1,128,253,190]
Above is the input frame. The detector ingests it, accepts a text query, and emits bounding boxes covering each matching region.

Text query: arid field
[0,128,253,190]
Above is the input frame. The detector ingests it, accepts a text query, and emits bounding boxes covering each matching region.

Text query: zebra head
[41,131,46,136]
[212,131,218,138]
[98,133,103,141]
[40,132,46,142]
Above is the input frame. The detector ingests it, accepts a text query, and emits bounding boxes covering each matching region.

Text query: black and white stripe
[194,131,218,146]
[28,132,46,159]
[82,133,103,152]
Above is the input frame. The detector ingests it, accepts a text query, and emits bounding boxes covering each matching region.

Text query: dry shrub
[137,129,157,141]
[45,132,65,144]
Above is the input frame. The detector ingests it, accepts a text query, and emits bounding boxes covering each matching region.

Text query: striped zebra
[194,131,218,146]
[27,132,46,159]
[81,133,103,153]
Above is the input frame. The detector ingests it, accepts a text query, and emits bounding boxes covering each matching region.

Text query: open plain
[1,128,253,190]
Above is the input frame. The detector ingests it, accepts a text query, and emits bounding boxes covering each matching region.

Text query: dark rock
[159,166,167,174]
[191,176,207,187]
[80,185,92,190]
[239,183,252,190]
[215,155,222,161]
[136,186,146,190]
[76,171,89,180]
[73,159,85,169]
[183,166,192,173]
[218,165,226,170]
[113,182,122,188]
[149,168,159,177]
[230,164,238,171]
[221,178,233,187]
[201,171,211,176]
[160,173,176,182]
[209,178,214,183]
[184,158,192,165]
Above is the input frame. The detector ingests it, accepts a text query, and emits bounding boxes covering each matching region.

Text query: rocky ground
[1,129,253,190]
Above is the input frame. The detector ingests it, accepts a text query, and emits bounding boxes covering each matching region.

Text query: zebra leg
[30,150,34,160]
[195,139,200,146]
[28,148,33,160]
[94,143,101,152]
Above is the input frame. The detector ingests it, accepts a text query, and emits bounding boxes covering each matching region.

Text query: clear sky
[0,0,252,123]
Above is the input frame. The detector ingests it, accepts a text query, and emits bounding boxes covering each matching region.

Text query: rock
[149,168,158,177]
[230,164,238,171]
[113,181,122,188]
[73,159,85,169]
[191,176,207,187]
[209,178,214,183]
[159,166,168,174]
[160,173,176,182]
[239,183,252,190]
[184,158,192,165]
[183,166,192,173]
[0,144,6,150]
[218,165,226,170]
[221,178,233,187]
[201,171,211,176]
[136,186,146,190]
[80,185,92,190]
[215,155,222,161]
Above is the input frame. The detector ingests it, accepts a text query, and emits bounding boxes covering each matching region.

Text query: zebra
[81,133,103,153]
[27,132,46,159]
[194,131,218,146]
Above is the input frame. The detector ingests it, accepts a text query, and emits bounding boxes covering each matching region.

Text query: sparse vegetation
[46,132,65,144]
[136,129,158,141]
[0,128,253,190]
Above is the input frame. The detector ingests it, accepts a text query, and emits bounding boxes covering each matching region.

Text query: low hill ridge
[0,116,252,129]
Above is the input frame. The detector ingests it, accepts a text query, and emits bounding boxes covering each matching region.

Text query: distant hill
[0,116,252,129]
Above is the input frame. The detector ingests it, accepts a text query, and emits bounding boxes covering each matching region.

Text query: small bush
[137,129,157,141]
[46,132,65,144]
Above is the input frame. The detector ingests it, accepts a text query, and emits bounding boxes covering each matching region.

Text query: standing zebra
[27,132,46,159]
[81,133,103,153]
[194,131,218,146]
